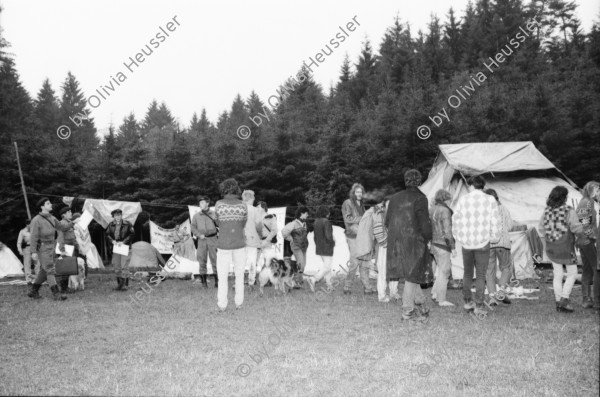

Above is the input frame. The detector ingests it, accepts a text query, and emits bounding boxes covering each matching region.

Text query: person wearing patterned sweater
[538,186,584,312]
[575,182,599,308]
[452,175,500,317]
[484,189,513,306]
[214,178,248,311]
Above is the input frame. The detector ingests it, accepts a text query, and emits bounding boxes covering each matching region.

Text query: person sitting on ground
[429,189,456,307]
[538,186,584,313]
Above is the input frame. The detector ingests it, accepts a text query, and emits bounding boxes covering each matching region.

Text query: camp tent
[128,241,166,272]
[420,142,582,280]
[0,243,25,279]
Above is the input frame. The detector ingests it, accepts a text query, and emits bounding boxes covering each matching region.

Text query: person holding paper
[57,207,79,294]
[105,209,134,291]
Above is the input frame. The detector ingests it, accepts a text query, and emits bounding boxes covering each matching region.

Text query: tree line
[1,0,599,252]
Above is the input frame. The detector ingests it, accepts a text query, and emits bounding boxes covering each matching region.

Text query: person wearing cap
[242,190,264,289]
[27,197,71,301]
[56,206,80,293]
[17,219,40,284]
[191,195,219,288]
[386,169,433,321]
[105,208,134,291]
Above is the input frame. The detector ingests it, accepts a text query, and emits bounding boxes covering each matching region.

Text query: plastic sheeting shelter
[420,142,581,280]
[0,245,25,279]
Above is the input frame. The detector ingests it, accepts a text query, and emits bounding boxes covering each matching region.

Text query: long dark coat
[385,186,433,283]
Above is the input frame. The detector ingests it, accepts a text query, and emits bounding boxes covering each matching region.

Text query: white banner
[150,219,192,255]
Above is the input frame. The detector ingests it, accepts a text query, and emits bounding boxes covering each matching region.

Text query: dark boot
[113,277,123,291]
[582,285,593,309]
[60,277,70,294]
[558,297,574,312]
[51,285,67,301]
[213,274,218,288]
[27,283,42,299]
[122,277,129,291]
[201,275,208,288]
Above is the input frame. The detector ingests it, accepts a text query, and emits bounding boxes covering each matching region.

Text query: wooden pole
[14,141,31,219]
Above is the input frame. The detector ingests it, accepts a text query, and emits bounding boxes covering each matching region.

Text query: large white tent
[420,142,582,280]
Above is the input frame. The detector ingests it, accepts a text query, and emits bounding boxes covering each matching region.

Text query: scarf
[543,205,570,242]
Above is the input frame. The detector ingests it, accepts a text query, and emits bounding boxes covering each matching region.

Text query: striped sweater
[452,189,501,249]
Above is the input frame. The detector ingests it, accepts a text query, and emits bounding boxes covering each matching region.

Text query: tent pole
[14,142,32,219]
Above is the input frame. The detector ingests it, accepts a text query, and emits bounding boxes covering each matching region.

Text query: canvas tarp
[421,142,582,280]
[0,244,25,278]
[82,199,142,229]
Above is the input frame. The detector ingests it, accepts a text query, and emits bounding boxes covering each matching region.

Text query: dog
[258,257,298,296]
[68,257,86,292]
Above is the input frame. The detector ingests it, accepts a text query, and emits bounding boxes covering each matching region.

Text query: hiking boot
[121,277,129,291]
[213,274,218,288]
[557,297,574,312]
[27,283,42,299]
[113,277,124,291]
[201,275,208,288]
[51,285,67,301]
[582,297,594,309]
[415,303,430,317]
[582,286,593,308]
[464,301,476,311]
[402,310,427,322]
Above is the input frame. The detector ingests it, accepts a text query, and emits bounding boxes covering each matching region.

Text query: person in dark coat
[385,169,433,321]
[306,205,335,292]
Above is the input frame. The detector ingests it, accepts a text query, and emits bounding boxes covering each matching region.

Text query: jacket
[575,197,597,246]
[430,203,455,251]
[491,204,513,249]
[244,204,264,248]
[215,194,248,250]
[342,185,365,238]
[30,213,70,255]
[538,205,583,264]
[191,210,218,239]
[260,214,278,249]
[452,189,500,249]
[356,207,376,260]
[313,218,334,256]
[106,220,134,246]
[385,186,433,283]
[282,219,308,251]
[58,219,78,253]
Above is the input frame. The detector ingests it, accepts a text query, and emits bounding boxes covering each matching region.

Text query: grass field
[1,272,598,397]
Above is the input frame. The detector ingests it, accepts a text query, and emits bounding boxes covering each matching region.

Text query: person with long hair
[430,189,456,307]
[538,186,584,312]
[575,182,599,309]
[341,183,366,294]
[484,188,514,306]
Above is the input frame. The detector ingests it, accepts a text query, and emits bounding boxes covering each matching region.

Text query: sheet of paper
[113,243,129,256]
[79,210,94,229]
[55,244,74,256]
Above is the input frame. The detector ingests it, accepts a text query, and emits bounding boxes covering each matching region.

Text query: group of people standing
[22,174,599,318]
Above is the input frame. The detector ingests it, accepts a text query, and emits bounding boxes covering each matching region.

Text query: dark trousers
[578,243,596,288]
[462,244,490,305]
